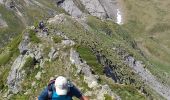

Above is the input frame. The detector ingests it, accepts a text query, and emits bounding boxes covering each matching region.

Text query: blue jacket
[38,84,82,100]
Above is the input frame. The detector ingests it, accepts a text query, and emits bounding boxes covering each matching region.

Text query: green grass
[0,5,24,46]
[104,94,113,100]
[122,0,170,88]
[53,36,63,43]
[29,30,41,43]
[0,34,22,66]
[76,45,103,74]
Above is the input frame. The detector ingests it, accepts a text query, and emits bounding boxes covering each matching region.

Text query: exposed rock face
[0,0,4,4]
[7,55,29,94]
[18,33,30,55]
[125,56,170,99]
[48,14,66,24]
[58,0,82,18]
[70,49,98,88]
[70,49,121,100]
[55,0,124,24]
[79,0,107,19]
[98,0,123,24]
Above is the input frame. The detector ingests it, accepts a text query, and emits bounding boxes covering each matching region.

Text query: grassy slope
[0,5,24,46]
[122,0,170,85]
[49,15,161,99]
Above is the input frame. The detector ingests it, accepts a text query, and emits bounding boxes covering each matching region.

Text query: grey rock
[98,0,124,24]
[59,0,82,18]
[70,49,98,88]
[31,81,36,87]
[125,56,170,99]
[35,72,41,80]
[61,40,75,47]
[0,0,4,4]
[7,55,29,94]
[48,47,58,61]
[18,33,30,55]
[48,14,66,25]
[80,0,107,19]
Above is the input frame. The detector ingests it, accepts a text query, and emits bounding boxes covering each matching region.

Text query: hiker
[38,76,89,100]
[39,21,45,29]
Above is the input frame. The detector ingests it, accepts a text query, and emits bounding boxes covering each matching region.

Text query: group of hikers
[38,76,89,100]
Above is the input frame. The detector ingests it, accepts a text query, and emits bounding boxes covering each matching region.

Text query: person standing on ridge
[38,76,89,100]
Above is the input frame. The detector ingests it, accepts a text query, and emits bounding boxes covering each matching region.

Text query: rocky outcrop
[7,55,29,94]
[58,0,82,18]
[70,49,98,88]
[124,56,170,99]
[48,47,59,61]
[18,33,30,55]
[79,0,107,19]
[98,0,123,24]
[55,0,124,24]
[70,49,121,100]
[0,0,4,4]
[48,14,66,24]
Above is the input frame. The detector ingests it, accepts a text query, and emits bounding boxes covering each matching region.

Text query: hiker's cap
[55,76,68,95]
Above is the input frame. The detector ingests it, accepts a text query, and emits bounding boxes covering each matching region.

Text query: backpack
[47,79,72,100]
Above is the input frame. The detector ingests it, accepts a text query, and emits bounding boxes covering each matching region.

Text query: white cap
[55,76,68,95]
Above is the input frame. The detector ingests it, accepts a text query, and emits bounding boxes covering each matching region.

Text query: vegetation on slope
[122,0,170,86]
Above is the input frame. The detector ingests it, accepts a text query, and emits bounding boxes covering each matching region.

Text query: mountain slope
[0,0,170,100]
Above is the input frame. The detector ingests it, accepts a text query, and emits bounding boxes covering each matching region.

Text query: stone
[79,0,107,19]
[35,72,41,80]
[31,81,36,87]
[61,40,75,47]
[48,47,58,61]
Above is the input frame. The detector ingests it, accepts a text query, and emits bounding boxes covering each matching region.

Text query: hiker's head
[55,76,68,95]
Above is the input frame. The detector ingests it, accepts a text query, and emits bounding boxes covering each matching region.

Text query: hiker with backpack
[38,76,89,100]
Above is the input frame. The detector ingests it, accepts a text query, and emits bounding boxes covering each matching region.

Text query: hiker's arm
[71,85,89,100]
[80,96,89,100]
[38,87,48,100]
